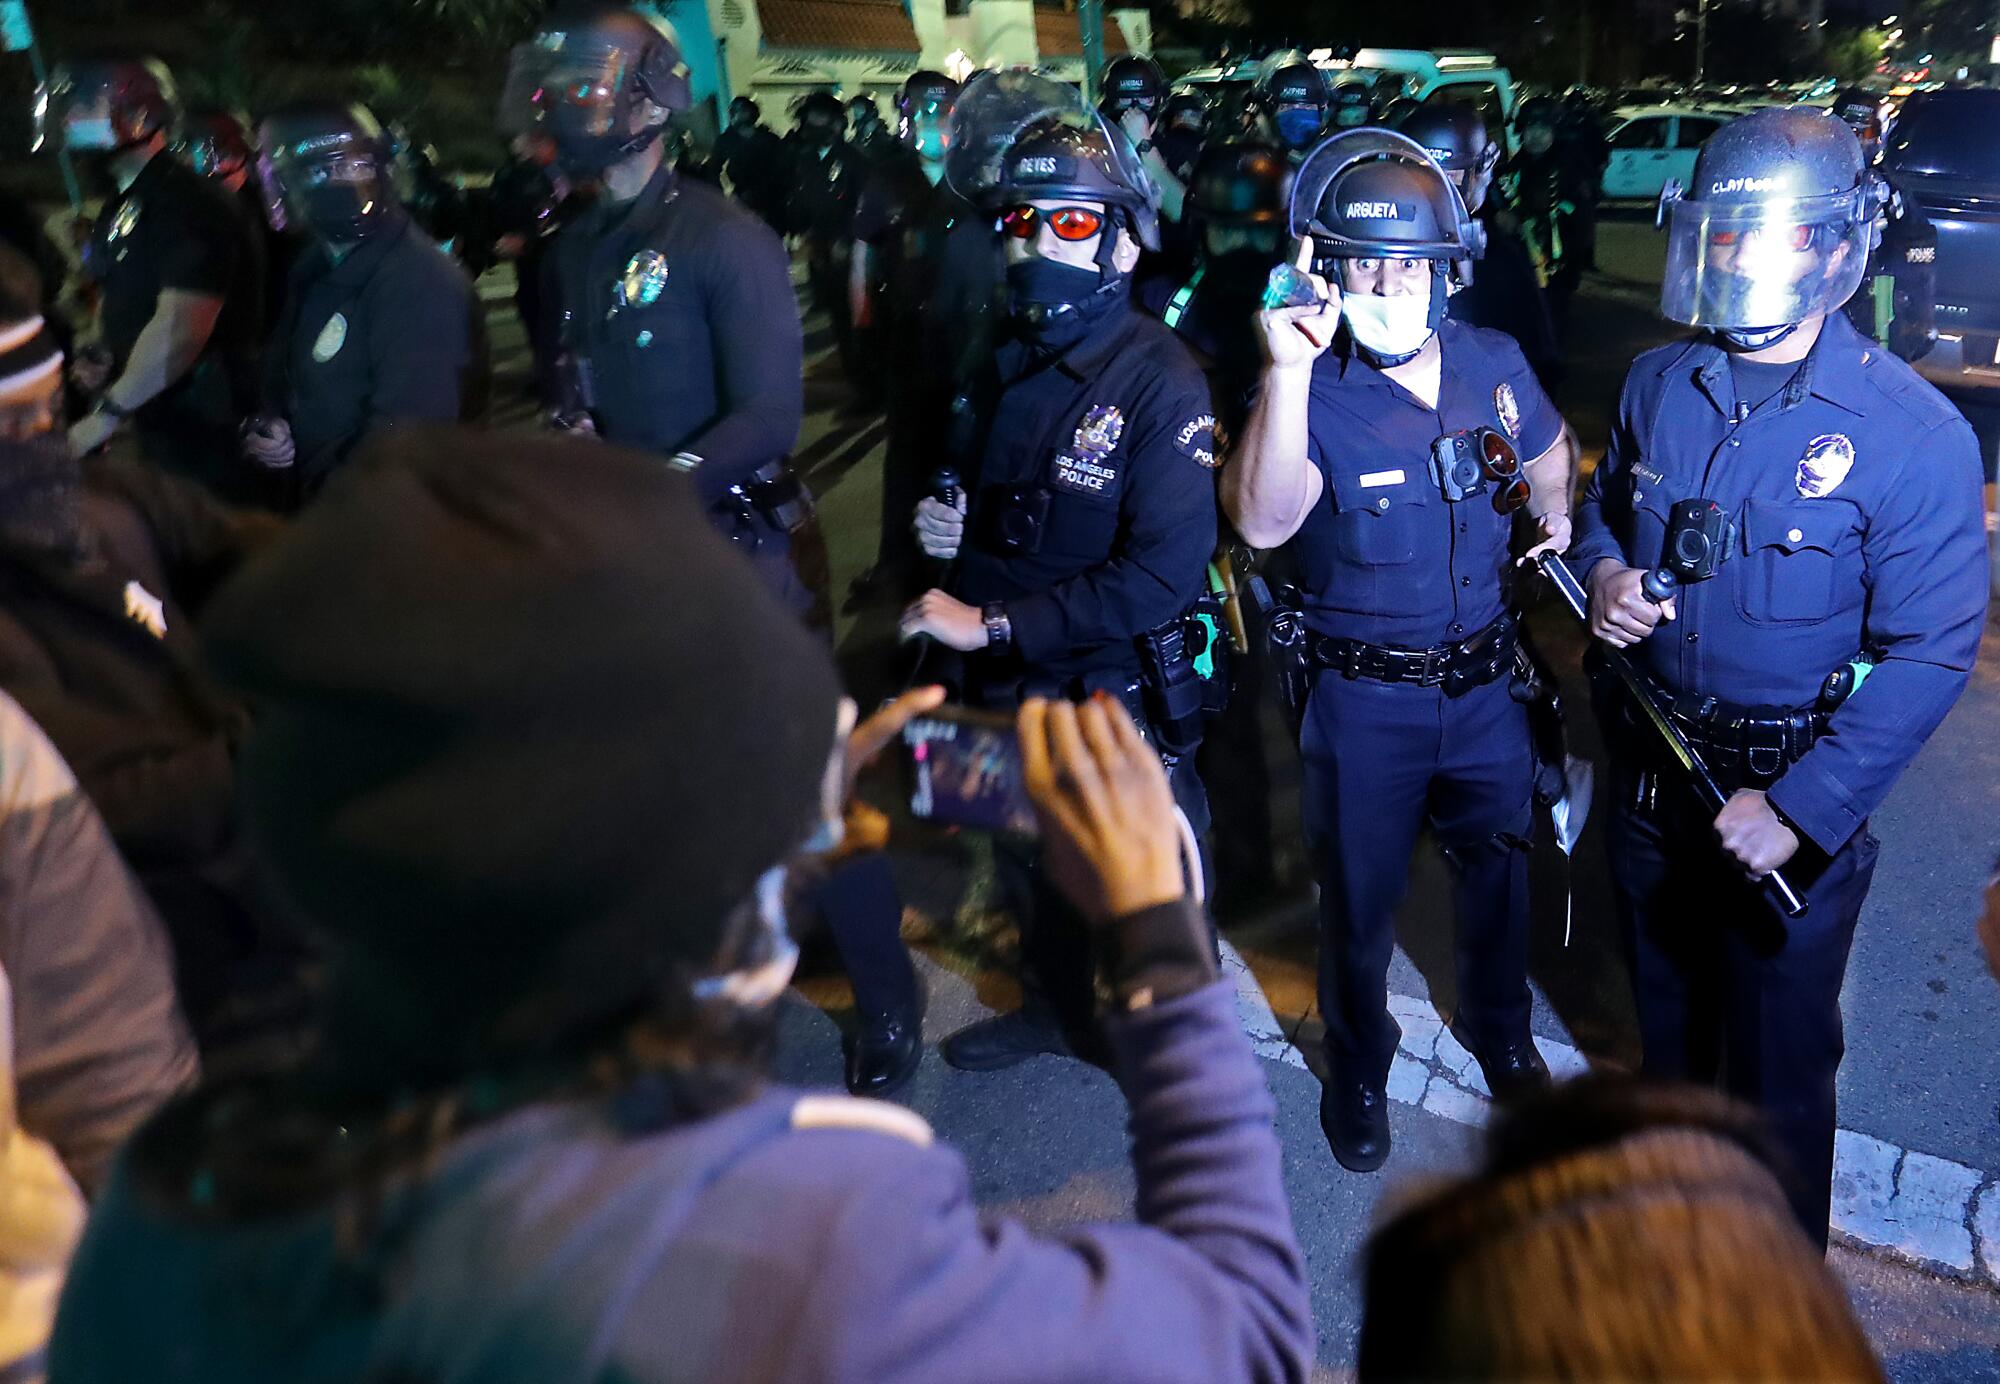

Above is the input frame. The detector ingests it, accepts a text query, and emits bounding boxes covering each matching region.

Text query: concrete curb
[1215,939,2000,1292]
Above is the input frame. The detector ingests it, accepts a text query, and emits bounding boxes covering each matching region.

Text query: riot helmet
[1658,106,1882,349]
[848,94,883,139]
[1514,94,1560,154]
[1395,101,1499,212]
[499,6,693,176]
[179,108,255,185]
[1328,81,1376,131]
[1292,128,1486,364]
[947,68,1158,344]
[795,89,846,147]
[1830,87,1886,159]
[1100,55,1166,119]
[896,70,959,159]
[35,56,178,156]
[258,102,398,243]
[1158,89,1209,135]
[1252,50,1333,152]
[1189,137,1286,263]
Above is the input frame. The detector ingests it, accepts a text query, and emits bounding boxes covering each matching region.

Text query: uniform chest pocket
[1735,498,1844,625]
[1330,473,1428,568]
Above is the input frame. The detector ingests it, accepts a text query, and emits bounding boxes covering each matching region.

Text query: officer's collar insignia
[108,198,142,243]
[1073,404,1125,461]
[123,580,167,639]
[1797,433,1855,499]
[616,250,669,310]
[312,312,348,364]
[1494,382,1521,440]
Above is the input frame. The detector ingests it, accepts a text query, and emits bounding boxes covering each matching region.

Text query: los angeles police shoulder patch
[1494,382,1522,440]
[1796,433,1856,499]
[1176,412,1219,469]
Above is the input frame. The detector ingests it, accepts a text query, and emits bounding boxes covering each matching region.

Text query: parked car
[1333,48,1520,142]
[1879,87,2000,401]
[1599,105,1727,201]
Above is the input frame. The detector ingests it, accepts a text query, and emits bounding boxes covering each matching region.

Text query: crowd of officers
[28,3,1988,1269]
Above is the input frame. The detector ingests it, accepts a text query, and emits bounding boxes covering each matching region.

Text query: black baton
[1538,554,1808,918]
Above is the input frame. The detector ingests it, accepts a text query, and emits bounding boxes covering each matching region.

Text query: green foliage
[1821,25,1890,84]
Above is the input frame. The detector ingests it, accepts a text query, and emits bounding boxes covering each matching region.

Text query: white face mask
[1342,283,1434,359]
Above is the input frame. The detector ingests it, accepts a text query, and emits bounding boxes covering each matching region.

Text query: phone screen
[902,707,1038,837]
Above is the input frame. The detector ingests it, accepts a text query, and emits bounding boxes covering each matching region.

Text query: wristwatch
[1134,138,1156,156]
[94,394,135,423]
[982,601,1013,652]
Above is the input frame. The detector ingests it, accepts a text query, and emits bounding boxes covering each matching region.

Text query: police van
[1325,49,1520,138]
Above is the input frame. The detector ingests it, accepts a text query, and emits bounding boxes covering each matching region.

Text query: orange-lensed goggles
[1000,204,1106,241]
[1708,224,1816,252]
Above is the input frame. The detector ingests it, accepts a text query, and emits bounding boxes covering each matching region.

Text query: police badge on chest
[1052,404,1124,496]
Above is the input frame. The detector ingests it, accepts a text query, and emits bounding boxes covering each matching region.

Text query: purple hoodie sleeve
[795,974,1313,1384]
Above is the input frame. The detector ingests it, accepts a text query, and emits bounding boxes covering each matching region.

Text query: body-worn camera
[1429,430,1489,503]
[987,484,1052,556]
[1659,498,1731,583]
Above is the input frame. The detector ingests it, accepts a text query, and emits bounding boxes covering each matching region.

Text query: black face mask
[292,178,393,243]
[1006,257,1128,351]
[550,104,661,177]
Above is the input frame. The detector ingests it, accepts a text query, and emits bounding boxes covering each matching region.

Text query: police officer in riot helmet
[1092,55,1189,228]
[1328,80,1376,132]
[847,92,895,166]
[40,56,263,495]
[1502,94,1592,336]
[1251,50,1334,159]
[903,71,1221,1070]
[1398,101,1559,390]
[1141,137,1287,419]
[848,69,998,602]
[507,6,927,1096]
[1831,87,1887,163]
[1570,107,1987,1246]
[178,107,283,346]
[715,94,786,227]
[1225,130,1577,1172]
[786,90,867,391]
[244,102,487,502]
[1152,89,1211,184]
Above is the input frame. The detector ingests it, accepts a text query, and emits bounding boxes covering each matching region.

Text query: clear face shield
[1658,183,1875,331]
[34,77,116,153]
[498,38,635,140]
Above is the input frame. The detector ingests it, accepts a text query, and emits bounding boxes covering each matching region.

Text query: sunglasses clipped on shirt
[1479,427,1532,514]
[1000,204,1106,242]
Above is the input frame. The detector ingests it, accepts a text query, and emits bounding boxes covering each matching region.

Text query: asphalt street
[477,208,2000,1377]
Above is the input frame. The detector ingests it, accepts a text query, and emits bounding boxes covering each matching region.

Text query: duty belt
[1619,669,1831,783]
[721,460,813,535]
[1305,612,1518,696]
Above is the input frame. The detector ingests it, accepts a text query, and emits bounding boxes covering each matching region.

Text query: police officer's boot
[940,1002,1081,1071]
[1450,1021,1552,1103]
[1319,1078,1391,1173]
[846,995,923,1098]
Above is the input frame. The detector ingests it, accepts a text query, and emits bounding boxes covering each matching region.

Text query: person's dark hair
[1357,1076,1883,1382]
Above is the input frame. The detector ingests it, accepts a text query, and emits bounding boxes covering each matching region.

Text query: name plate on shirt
[1359,469,1406,488]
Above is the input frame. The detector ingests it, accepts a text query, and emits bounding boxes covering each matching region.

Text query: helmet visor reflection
[1660,193,1870,329]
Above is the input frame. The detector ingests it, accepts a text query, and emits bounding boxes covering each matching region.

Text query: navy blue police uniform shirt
[1569,311,1989,856]
[89,151,263,416]
[548,164,803,507]
[1287,318,1562,650]
[272,208,487,486]
[955,304,1220,681]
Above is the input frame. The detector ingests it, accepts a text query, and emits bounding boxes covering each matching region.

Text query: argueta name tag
[1359,469,1406,488]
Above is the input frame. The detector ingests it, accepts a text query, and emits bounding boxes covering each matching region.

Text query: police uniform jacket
[956,304,1219,682]
[548,167,803,509]
[785,140,862,246]
[88,151,264,434]
[1569,312,1988,855]
[1285,319,1563,650]
[270,209,488,488]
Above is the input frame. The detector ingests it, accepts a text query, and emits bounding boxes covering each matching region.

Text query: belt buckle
[1418,646,1448,687]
